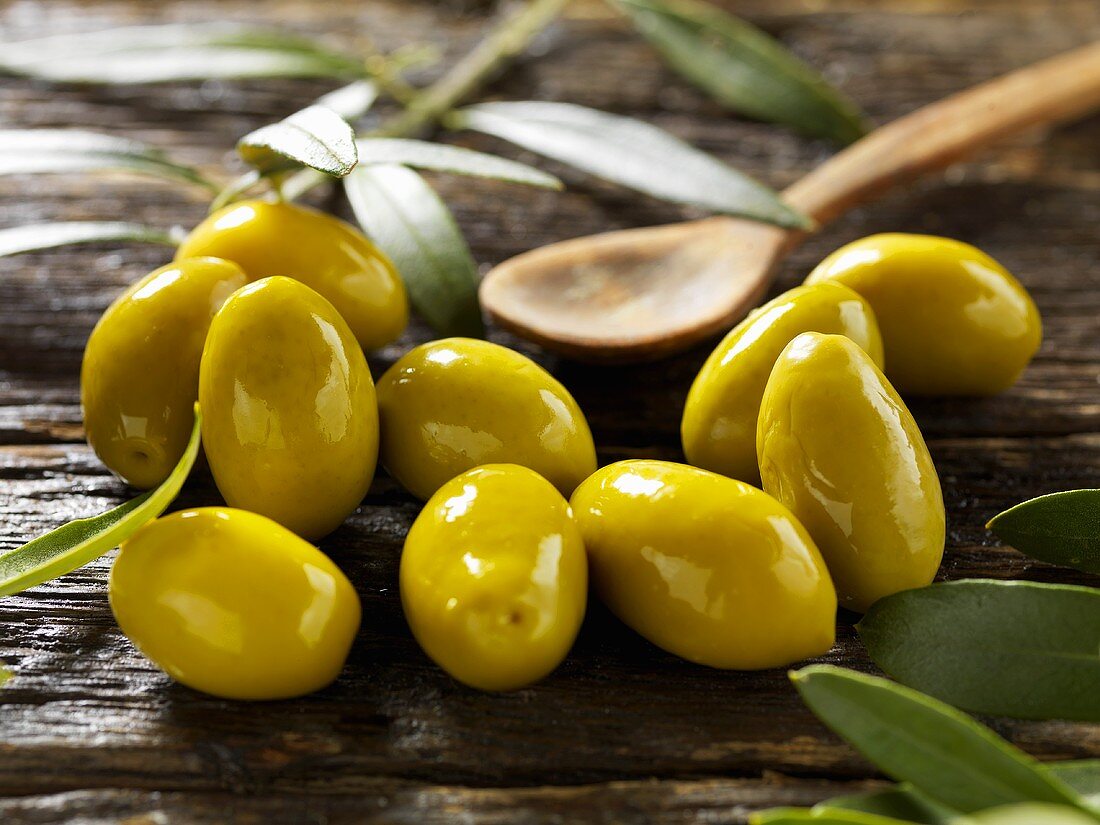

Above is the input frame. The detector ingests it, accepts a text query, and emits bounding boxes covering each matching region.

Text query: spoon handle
[783,40,1100,228]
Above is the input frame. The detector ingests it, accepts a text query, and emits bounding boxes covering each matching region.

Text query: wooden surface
[2,0,1099,822]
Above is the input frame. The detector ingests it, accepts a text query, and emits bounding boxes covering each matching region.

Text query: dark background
[1,0,1098,821]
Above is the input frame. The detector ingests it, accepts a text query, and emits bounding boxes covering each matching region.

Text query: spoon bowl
[480,42,1100,362]
[482,217,790,361]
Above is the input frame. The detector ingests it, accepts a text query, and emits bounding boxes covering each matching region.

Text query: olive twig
[372,0,570,139]
[364,43,441,106]
[278,0,570,204]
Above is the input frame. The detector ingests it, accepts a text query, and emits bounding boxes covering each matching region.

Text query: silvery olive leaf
[456,100,808,228]
[0,24,363,83]
[238,105,358,177]
[0,129,215,189]
[345,164,484,338]
[0,222,183,258]
[357,138,561,188]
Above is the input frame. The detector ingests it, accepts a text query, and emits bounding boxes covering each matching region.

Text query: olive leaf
[210,81,379,211]
[0,129,216,190]
[0,665,10,686]
[345,164,484,338]
[0,222,183,258]
[238,105,358,178]
[1051,762,1100,806]
[857,580,1100,723]
[820,785,961,824]
[610,0,868,144]
[762,763,1100,825]
[455,100,809,229]
[969,805,1100,825]
[0,24,363,84]
[987,489,1100,574]
[0,406,201,597]
[751,808,913,824]
[357,138,562,189]
[790,665,1085,814]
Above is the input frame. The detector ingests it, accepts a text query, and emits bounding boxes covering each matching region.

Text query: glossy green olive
[199,276,378,540]
[110,507,361,700]
[570,460,836,670]
[805,233,1042,395]
[757,333,945,613]
[81,257,248,489]
[682,282,884,485]
[377,338,597,501]
[401,464,587,691]
[176,199,408,350]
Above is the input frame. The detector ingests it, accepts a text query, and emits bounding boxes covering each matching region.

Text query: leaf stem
[372,0,571,138]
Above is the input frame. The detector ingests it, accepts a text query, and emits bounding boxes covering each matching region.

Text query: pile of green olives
[81,216,1040,697]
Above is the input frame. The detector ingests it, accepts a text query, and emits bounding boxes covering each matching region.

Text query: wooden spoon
[480,41,1100,362]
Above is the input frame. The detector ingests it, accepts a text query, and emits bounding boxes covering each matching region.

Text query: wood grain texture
[1,0,1099,821]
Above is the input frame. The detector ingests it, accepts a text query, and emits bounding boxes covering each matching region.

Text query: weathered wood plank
[0,434,1098,796]
[0,777,889,825]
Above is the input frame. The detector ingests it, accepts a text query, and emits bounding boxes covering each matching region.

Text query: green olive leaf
[0,24,363,84]
[238,105,358,178]
[0,222,183,258]
[821,785,962,824]
[455,100,809,229]
[0,129,216,190]
[0,405,202,597]
[795,764,1100,825]
[344,164,484,338]
[969,804,1100,825]
[790,665,1086,814]
[987,489,1100,574]
[1051,762,1100,807]
[610,0,868,144]
[751,808,916,825]
[857,580,1100,723]
[357,138,562,189]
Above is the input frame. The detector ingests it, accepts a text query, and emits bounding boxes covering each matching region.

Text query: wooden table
[2,1,1098,821]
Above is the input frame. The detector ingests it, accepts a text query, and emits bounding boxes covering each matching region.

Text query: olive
[682,281,883,484]
[199,276,378,540]
[757,332,945,612]
[110,507,361,700]
[81,257,247,489]
[805,233,1041,395]
[376,338,597,501]
[401,464,587,691]
[176,199,408,350]
[570,460,836,669]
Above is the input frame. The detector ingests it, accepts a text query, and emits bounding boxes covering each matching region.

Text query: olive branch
[0,0,864,337]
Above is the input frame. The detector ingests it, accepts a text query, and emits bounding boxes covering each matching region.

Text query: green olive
[682,282,884,485]
[199,276,378,540]
[81,257,247,489]
[570,460,836,670]
[401,464,587,691]
[176,199,408,350]
[804,233,1042,395]
[110,507,361,700]
[376,338,597,501]
[757,333,945,613]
